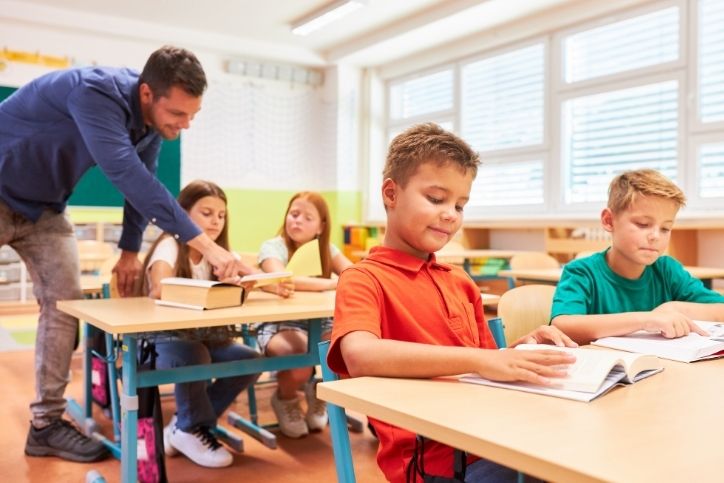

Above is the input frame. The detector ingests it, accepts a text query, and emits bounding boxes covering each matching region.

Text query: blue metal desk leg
[66,322,100,435]
[121,334,139,483]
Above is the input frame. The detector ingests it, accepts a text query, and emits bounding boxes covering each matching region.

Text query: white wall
[0,13,362,193]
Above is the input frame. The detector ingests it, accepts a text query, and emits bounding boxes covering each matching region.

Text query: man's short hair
[607,168,686,213]
[383,123,480,186]
[139,45,207,98]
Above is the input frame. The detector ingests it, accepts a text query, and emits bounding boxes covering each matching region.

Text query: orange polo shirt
[328,246,496,483]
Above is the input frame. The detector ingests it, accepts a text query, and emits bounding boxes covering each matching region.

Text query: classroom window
[460,43,544,151]
[698,0,724,123]
[698,143,724,198]
[373,0,724,221]
[562,80,679,204]
[389,69,453,121]
[562,6,679,84]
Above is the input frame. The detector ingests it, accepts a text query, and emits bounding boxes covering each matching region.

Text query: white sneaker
[304,381,328,432]
[271,391,309,438]
[163,415,179,457]
[169,425,233,468]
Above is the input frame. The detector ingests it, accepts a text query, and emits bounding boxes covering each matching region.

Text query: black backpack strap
[406,435,467,483]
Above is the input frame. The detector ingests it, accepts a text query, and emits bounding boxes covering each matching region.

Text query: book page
[460,370,627,402]
[287,239,322,277]
[593,321,724,363]
[514,344,621,393]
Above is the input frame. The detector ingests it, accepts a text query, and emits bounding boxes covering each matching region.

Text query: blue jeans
[154,338,260,431]
[465,458,520,483]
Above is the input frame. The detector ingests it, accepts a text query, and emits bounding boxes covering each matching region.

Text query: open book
[460,344,663,402]
[287,238,322,277]
[592,320,724,363]
[156,272,291,310]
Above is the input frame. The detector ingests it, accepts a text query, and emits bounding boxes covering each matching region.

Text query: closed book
[157,278,246,310]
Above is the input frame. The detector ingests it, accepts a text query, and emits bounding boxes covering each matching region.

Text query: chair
[318,340,356,483]
[77,240,115,274]
[495,284,556,344]
[508,252,560,270]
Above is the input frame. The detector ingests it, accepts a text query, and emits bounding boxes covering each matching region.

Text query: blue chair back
[318,340,356,483]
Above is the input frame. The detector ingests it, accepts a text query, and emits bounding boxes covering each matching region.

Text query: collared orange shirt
[329,246,496,483]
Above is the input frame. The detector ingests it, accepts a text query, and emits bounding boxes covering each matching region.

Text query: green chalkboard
[0,85,180,206]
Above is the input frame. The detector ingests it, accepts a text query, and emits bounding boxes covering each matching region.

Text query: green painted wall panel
[225,189,361,252]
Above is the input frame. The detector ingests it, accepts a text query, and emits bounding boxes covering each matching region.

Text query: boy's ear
[381,178,397,208]
[601,207,614,232]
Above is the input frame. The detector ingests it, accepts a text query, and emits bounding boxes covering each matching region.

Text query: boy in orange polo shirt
[327,123,577,483]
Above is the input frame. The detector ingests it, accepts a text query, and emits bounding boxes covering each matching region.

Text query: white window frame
[367,0,724,223]
[689,0,724,133]
[687,132,724,209]
[554,0,687,94]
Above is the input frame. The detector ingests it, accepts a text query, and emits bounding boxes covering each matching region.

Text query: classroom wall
[0,7,364,252]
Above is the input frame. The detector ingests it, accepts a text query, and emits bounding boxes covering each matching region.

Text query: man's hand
[188,233,253,280]
[509,325,579,348]
[112,250,142,297]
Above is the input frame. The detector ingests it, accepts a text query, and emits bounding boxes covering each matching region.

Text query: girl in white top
[142,180,289,468]
[257,191,353,438]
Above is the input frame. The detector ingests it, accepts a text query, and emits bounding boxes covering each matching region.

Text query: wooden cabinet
[345,218,718,266]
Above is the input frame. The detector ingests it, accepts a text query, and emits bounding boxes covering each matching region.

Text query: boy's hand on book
[509,325,578,348]
[646,308,709,338]
[477,349,576,386]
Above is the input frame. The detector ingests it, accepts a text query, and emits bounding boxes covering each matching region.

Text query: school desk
[318,356,724,482]
[499,266,724,289]
[58,291,335,483]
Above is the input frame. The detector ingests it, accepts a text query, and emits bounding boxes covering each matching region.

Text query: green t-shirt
[551,249,724,319]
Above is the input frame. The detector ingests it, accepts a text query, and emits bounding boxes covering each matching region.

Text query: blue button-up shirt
[0,66,201,251]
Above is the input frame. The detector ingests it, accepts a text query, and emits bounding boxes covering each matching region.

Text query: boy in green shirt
[551,169,724,344]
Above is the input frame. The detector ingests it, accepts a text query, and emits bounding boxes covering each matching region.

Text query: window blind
[699,143,724,198]
[469,159,544,207]
[563,80,678,203]
[563,7,679,83]
[461,43,544,151]
[699,0,724,123]
[389,69,453,121]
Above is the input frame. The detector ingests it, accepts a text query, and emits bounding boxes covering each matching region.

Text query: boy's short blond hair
[607,169,686,213]
[383,123,480,186]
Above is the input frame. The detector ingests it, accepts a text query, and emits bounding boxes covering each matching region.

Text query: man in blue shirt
[0,46,247,462]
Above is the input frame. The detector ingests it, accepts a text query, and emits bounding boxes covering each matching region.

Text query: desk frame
[59,294,331,483]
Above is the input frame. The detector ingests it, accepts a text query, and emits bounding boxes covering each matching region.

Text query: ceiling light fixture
[291,0,368,36]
